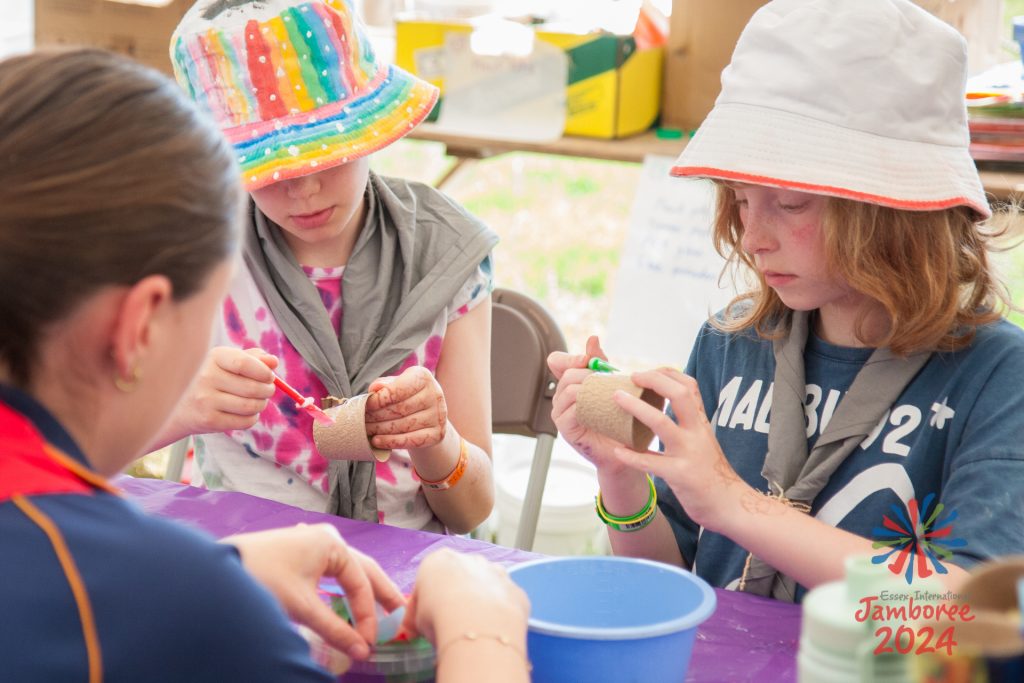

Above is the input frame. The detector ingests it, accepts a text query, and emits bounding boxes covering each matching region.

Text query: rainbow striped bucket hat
[170,0,439,191]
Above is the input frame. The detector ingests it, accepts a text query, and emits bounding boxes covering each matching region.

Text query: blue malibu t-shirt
[656,317,1024,601]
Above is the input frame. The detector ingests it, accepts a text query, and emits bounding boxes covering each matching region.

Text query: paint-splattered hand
[365,366,448,451]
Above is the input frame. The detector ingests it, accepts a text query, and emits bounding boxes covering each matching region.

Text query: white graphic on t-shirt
[814,463,915,526]
[929,397,955,429]
[728,379,763,431]
[715,376,772,434]
[716,376,945,458]
[804,384,822,437]
[859,406,923,457]
[882,405,921,457]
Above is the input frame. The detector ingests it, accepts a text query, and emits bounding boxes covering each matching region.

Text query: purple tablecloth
[118,476,801,682]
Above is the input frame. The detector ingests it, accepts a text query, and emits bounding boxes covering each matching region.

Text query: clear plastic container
[341,638,436,682]
[313,589,438,682]
[301,622,437,682]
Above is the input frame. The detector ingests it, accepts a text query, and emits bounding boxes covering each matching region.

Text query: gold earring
[114,365,141,393]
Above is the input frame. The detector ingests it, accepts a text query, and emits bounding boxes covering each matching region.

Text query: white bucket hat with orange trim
[671,0,991,219]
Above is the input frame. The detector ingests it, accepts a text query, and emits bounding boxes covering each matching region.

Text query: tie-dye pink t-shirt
[192,256,493,531]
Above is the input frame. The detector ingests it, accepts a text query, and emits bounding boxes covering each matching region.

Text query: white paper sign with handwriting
[605,155,737,370]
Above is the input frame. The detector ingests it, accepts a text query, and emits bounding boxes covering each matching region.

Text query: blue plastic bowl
[508,556,716,683]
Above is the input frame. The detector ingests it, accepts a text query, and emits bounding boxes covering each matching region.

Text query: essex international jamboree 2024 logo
[852,495,974,656]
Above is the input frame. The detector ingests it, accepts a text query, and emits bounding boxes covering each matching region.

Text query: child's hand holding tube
[547,335,638,475]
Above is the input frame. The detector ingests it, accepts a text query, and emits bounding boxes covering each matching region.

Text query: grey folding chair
[490,287,568,551]
[163,436,190,483]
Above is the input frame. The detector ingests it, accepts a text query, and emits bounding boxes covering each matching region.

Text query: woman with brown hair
[549,0,1024,602]
[0,49,528,682]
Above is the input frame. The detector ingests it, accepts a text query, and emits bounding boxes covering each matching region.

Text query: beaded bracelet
[415,437,468,491]
[436,631,532,672]
[594,475,657,532]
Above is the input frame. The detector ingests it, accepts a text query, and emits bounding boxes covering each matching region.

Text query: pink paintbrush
[272,373,335,425]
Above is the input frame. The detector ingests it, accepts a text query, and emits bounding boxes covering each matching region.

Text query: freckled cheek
[789,219,822,244]
[783,221,835,287]
[790,221,830,260]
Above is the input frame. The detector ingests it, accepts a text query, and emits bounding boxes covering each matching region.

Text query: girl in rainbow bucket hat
[161,0,498,533]
[550,0,1024,602]
[0,47,536,682]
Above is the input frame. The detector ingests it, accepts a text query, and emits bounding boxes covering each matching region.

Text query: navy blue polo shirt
[0,385,331,682]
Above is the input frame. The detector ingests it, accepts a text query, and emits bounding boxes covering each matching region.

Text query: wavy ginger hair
[710,183,1011,355]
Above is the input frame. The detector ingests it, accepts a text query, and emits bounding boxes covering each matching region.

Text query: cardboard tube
[313,394,390,462]
[576,373,665,451]
[957,556,1024,613]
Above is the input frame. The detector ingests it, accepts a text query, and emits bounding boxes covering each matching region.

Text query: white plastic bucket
[493,436,608,556]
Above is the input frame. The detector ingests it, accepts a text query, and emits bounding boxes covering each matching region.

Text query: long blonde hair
[710,183,1011,355]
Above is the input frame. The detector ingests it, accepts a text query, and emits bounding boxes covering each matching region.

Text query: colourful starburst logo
[871,493,966,584]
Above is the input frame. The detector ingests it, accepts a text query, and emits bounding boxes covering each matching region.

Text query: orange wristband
[415,437,468,491]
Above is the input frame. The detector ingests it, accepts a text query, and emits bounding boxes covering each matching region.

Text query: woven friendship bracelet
[595,475,658,532]
[415,437,468,491]
[436,631,532,672]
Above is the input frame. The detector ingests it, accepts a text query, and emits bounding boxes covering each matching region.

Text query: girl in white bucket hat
[550,0,1024,602]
